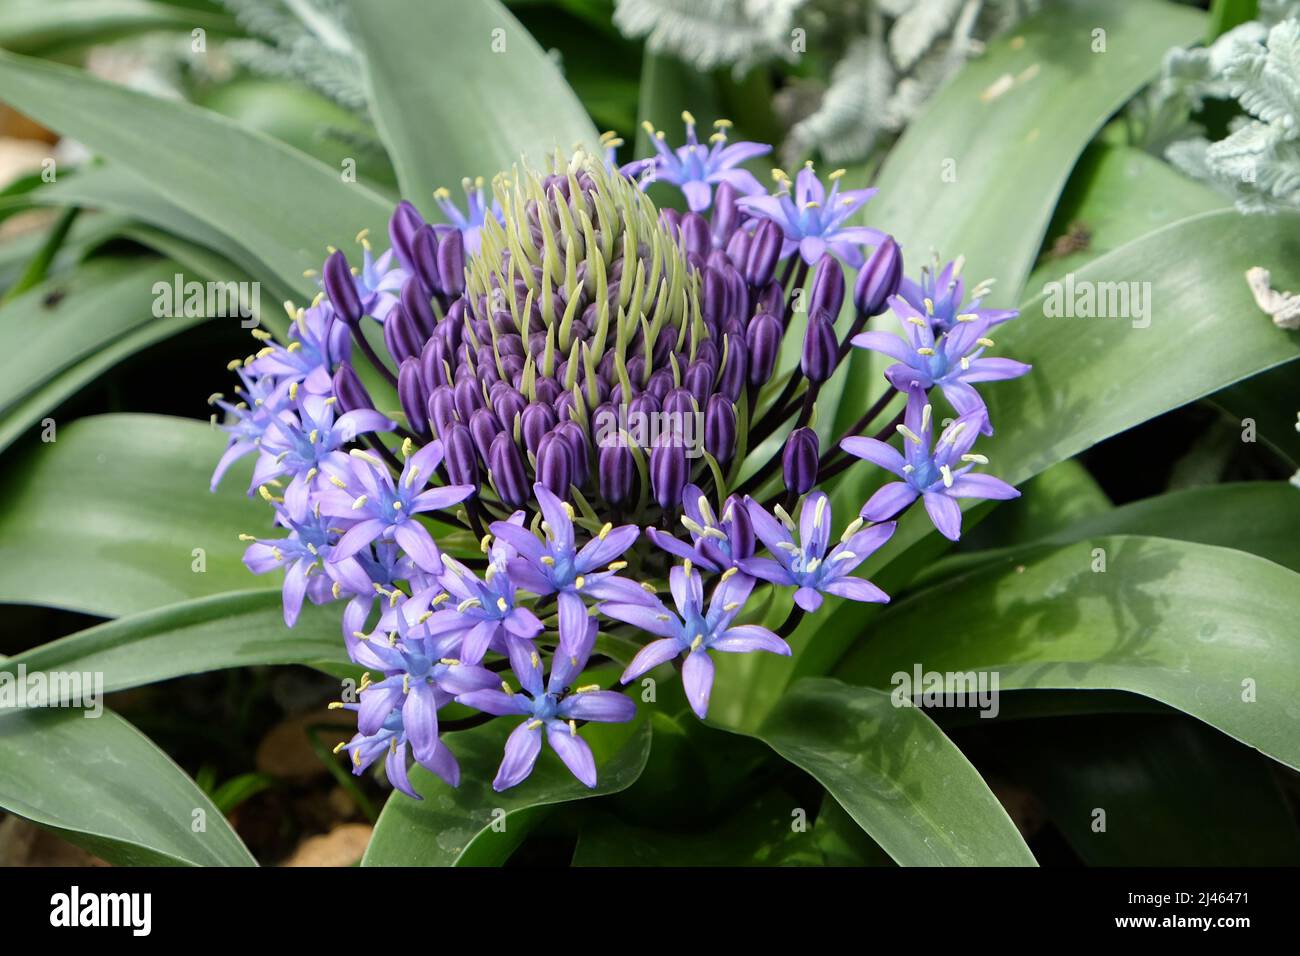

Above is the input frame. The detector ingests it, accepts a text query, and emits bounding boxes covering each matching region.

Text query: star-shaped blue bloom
[639,112,770,213]
[646,484,754,573]
[737,163,886,267]
[490,483,651,653]
[897,253,1018,335]
[738,491,893,613]
[318,439,475,574]
[456,617,635,791]
[249,301,352,394]
[433,176,505,255]
[252,392,395,508]
[842,385,1019,541]
[600,564,789,719]
[417,554,545,664]
[852,294,1031,434]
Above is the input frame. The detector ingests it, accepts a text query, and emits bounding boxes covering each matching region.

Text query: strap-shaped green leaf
[753,678,1036,866]
[0,708,256,866]
[836,536,1300,772]
[0,590,348,696]
[363,707,651,866]
[351,0,599,219]
[0,49,393,295]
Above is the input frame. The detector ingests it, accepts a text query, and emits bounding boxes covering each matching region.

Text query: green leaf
[981,210,1300,488]
[836,536,1300,772]
[0,258,177,418]
[33,163,301,303]
[1028,144,1226,289]
[1207,362,1300,467]
[922,481,1300,584]
[0,591,347,697]
[774,211,1300,731]
[0,49,393,296]
[1000,714,1300,865]
[351,0,599,218]
[1043,481,1300,572]
[0,414,265,616]
[833,0,1205,438]
[0,0,234,54]
[867,0,1204,300]
[0,708,255,866]
[0,309,208,456]
[752,678,1035,866]
[362,707,651,866]
[959,459,1112,551]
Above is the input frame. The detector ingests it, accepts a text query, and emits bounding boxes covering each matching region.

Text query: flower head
[646,484,754,572]
[897,253,1018,335]
[842,385,1019,541]
[601,564,789,718]
[852,294,1030,433]
[740,492,893,612]
[738,163,886,267]
[457,618,635,790]
[639,112,770,212]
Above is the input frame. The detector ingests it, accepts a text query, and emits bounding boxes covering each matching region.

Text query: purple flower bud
[662,387,696,420]
[628,391,661,421]
[427,385,457,437]
[323,250,363,326]
[679,213,710,258]
[555,420,590,486]
[554,391,577,422]
[383,303,422,364]
[728,223,754,264]
[535,376,563,406]
[745,219,783,288]
[650,440,687,510]
[724,494,755,561]
[439,300,465,350]
[808,254,845,322]
[783,427,819,495]
[684,360,715,406]
[755,280,784,320]
[702,267,726,326]
[536,432,573,496]
[421,337,448,389]
[746,312,782,386]
[521,402,556,455]
[489,433,527,507]
[854,236,902,317]
[333,362,374,413]
[469,407,501,463]
[411,225,441,298]
[438,229,466,297]
[646,368,674,401]
[398,358,430,437]
[492,385,526,427]
[454,377,484,423]
[402,276,437,339]
[388,200,425,273]
[444,423,479,486]
[705,394,736,463]
[598,443,634,505]
[801,313,837,384]
[712,181,740,248]
[718,334,747,402]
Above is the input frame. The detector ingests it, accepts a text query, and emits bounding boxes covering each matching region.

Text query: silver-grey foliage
[1148,2,1300,213]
